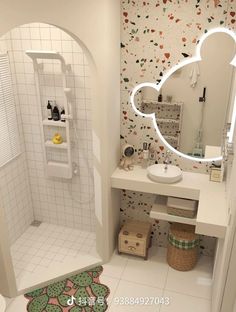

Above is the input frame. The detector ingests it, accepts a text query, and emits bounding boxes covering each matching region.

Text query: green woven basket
[167,223,199,271]
[168,232,200,250]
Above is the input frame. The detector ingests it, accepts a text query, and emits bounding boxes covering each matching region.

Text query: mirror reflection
[135,32,236,159]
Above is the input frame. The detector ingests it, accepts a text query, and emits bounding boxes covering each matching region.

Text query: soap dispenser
[52,104,60,121]
[142,142,149,168]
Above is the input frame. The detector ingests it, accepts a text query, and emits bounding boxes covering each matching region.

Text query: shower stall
[0,23,103,294]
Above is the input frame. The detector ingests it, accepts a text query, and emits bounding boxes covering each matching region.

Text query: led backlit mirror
[131,28,236,162]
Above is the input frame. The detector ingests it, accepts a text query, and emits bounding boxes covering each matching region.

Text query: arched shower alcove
[0,20,120,297]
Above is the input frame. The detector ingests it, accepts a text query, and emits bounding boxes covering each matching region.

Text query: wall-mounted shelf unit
[26,50,73,179]
[142,100,183,150]
[42,119,66,127]
[45,140,68,149]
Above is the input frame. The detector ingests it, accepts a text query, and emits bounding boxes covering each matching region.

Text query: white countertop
[111,166,228,238]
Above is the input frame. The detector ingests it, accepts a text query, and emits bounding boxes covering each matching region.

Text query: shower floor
[10,222,101,292]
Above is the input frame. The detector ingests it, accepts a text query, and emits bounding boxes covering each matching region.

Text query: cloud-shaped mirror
[131,28,236,162]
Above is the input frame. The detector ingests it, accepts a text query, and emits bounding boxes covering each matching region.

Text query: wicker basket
[167,223,199,271]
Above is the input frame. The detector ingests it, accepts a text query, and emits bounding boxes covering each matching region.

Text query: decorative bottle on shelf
[52,105,60,121]
[61,107,65,122]
[158,90,162,102]
[47,100,52,120]
[142,142,149,168]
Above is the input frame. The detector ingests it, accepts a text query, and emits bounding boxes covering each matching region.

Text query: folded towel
[189,62,200,88]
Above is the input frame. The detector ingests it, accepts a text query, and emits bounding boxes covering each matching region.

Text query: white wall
[219,114,236,312]
[211,117,236,312]
[0,206,17,296]
[0,37,33,244]
[220,224,236,312]
[0,0,120,297]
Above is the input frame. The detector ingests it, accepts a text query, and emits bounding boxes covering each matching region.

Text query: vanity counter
[111,166,228,238]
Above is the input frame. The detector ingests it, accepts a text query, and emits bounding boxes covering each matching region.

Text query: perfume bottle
[142,142,149,168]
[158,91,162,102]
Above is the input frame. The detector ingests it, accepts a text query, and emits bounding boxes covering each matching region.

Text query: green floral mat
[24,266,110,312]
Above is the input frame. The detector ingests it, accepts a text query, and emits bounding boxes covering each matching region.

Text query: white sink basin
[147,164,182,184]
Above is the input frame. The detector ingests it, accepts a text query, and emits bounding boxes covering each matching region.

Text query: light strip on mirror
[130,27,236,163]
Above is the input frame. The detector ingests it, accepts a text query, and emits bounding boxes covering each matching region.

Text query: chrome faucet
[164,150,171,170]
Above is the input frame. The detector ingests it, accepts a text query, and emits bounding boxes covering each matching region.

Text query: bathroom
[0,0,236,311]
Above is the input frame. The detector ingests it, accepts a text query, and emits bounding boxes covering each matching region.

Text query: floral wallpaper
[120,0,236,256]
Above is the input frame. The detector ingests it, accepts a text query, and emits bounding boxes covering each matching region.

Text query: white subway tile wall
[0,154,34,244]
[0,37,34,244]
[0,23,95,244]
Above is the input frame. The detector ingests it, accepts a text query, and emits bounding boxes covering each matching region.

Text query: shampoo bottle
[61,107,65,122]
[52,105,60,121]
[47,100,52,120]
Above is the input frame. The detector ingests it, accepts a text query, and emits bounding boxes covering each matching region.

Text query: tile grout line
[11,222,98,287]
[158,254,170,312]
[162,288,212,301]
[119,276,167,291]
[106,254,129,311]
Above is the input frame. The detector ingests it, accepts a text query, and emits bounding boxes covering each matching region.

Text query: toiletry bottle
[52,105,60,121]
[149,144,156,162]
[61,107,65,122]
[142,142,149,168]
[209,162,223,182]
[47,100,52,120]
[158,90,162,102]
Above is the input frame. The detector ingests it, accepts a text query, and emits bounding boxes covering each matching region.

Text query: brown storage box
[167,223,199,271]
[118,220,152,260]
[167,197,198,219]
[167,206,196,218]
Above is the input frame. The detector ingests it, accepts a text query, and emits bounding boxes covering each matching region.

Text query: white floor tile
[109,280,163,311]
[160,290,211,312]
[6,246,214,312]
[165,255,213,299]
[10,222,98,290]
[103,251,129,279]
[121,246,169,289]
[6,296,28,312]
[99,275,120,308]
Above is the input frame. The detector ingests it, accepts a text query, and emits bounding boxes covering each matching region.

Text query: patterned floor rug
[24,266,110,312]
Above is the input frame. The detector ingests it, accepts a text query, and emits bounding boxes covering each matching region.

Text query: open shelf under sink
[150,195,197,226]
